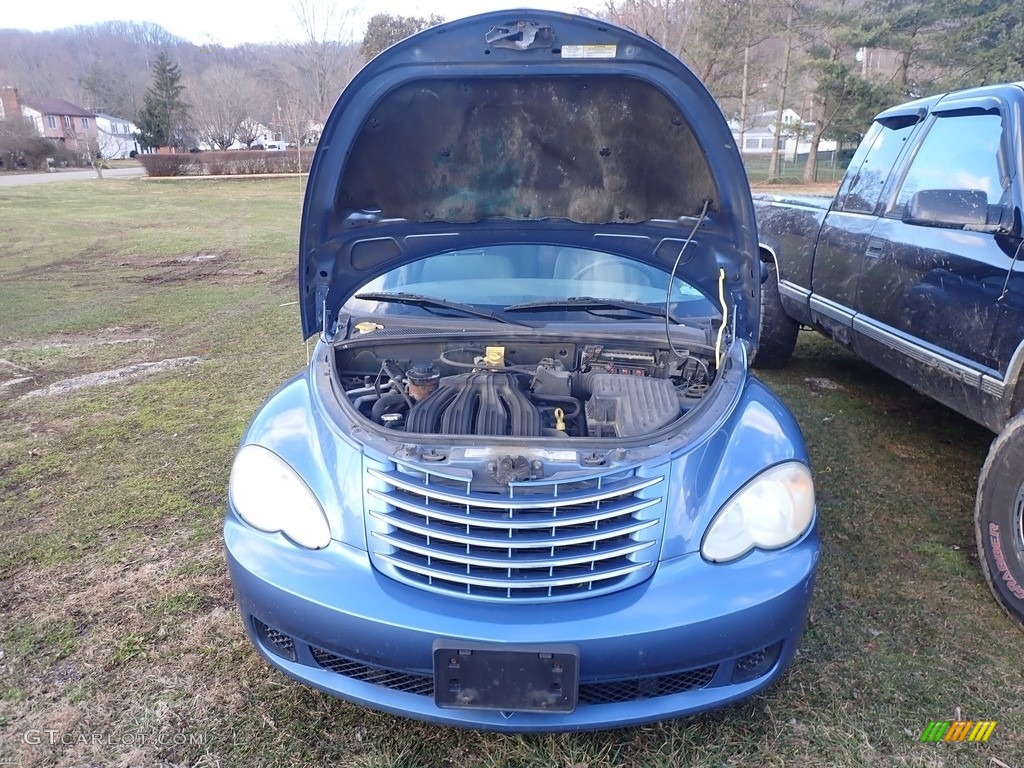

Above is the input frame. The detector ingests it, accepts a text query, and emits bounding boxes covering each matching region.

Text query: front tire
[975,412,1024,630]
[753,261,799,369]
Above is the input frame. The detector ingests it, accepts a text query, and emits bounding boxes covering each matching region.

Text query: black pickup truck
[754,82,1024,628]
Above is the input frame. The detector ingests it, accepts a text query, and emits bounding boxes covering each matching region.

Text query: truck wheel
[754,261,799,369]
[975,412,1024,630]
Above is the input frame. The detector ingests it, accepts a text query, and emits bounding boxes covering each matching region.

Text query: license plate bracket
[432,640,579,713]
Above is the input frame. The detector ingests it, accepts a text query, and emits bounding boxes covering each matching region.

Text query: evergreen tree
[360,13,444,61]
[137,52,187,150]
[798,0,897,182]
[865,0,943,94]
[936,0,1024,86]
[867,0,1024,92]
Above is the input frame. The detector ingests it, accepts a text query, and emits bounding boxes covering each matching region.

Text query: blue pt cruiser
[224,9,819,731]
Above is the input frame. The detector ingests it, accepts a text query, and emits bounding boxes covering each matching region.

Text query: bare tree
[189,64,258,149]
[768,0,798,181]
[87,130,121,178]
[276,90,316,191]
[290,0,361,123]
[236,117,263,149]
[0,31,71,98]
[82,62,146,119]
[603,0,771,100]
[603,0,693,63]
[262,64,319,158]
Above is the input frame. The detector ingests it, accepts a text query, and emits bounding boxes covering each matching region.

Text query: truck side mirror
[903,188,989,229]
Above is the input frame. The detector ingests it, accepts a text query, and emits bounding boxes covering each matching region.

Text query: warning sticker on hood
[561,44,617,59]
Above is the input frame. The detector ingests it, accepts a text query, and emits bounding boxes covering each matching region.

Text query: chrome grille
[365,459,665,602]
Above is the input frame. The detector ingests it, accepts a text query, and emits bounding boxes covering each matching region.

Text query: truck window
[889,112,1006,219]
[839,115,919,214]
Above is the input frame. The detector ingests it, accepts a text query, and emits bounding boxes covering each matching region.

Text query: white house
[194,123,280,151]
[192,117,321,152]
[94,113,141,159]
[729,109,837,159]
[248,124,285,149]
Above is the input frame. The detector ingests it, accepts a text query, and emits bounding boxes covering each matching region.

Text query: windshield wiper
[504,296,687,324]
[355,291,529,326]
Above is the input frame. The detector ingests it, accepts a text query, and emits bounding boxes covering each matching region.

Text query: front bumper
[225,512,818,732]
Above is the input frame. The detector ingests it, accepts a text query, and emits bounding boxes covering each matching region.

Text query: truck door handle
[865,237,885,258]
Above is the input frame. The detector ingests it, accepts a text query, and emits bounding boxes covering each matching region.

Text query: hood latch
[484,22,553,50]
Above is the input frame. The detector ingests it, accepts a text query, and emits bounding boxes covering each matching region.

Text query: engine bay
[333,338,716,439]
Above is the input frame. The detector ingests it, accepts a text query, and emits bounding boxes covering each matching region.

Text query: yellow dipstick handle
[554,407,566,431]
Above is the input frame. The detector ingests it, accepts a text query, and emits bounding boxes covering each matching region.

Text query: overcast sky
[3,0,599,47]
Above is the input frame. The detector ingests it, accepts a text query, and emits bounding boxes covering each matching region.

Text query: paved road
[0,166,146,187]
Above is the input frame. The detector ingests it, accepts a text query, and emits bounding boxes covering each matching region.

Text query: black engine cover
[406,372,543,436]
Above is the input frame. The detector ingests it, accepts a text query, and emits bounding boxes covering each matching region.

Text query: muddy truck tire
[975,410,1024,631]
[753,261,799,369]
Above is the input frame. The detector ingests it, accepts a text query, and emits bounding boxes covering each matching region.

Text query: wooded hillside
[1,1,1021,177]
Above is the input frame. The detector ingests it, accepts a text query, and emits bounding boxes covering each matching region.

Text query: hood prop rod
[664,199,711,361]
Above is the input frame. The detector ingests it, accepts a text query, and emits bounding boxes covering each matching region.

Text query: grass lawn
[0,177,1021,767]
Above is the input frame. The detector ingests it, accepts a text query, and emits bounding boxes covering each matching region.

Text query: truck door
[807,113,922,345]
[853,99,1019,427]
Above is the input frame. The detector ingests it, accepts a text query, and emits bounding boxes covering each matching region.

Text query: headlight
[701,462,814,563]
[228,444,331,549]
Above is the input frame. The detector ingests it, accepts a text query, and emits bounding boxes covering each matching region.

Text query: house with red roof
[0,86,98,159]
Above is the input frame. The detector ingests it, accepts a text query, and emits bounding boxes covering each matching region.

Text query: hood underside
[339,77,716,224]
[299,10,759,342]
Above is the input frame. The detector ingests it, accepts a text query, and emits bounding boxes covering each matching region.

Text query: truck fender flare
[758,243,780,280]
[1000,337,1024,427]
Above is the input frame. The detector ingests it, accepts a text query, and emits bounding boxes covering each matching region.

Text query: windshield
[342,245,718,321]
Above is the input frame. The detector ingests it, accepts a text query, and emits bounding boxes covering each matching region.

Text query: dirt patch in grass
[20,357,200,399]
[0,329,167,402]
[1,329,156,352]
[13,244,115,280]
[1,376,34,389]
[14,246,268,287]
[125,249,267,286]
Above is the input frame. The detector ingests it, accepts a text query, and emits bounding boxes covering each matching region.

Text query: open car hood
[299,10,759,343]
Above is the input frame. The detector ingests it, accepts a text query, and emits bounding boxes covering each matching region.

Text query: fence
[742,150,853,184]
